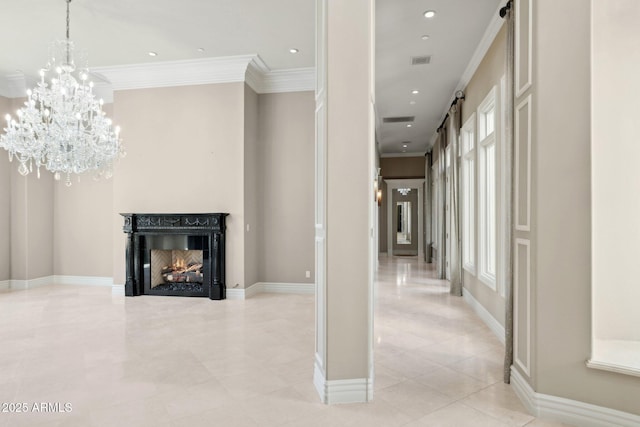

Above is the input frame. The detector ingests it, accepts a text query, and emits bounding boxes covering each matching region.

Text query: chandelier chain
[66,0,71,64]
[66,0,71,41]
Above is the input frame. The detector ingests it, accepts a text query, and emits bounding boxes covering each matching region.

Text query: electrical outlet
[305,271,311,278]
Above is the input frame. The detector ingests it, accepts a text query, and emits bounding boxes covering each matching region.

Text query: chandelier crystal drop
[0,0,124,186]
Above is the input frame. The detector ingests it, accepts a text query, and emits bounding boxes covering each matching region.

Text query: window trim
[477,86,498,290]
[461,113,476,275]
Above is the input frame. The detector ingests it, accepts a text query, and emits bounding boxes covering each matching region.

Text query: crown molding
[0,55,314,98]
[261,68,315,93]
[245,56,270,93]
[92,55,256,91]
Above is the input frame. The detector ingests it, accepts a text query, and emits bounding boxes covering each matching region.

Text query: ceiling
[0,0,501,156]
[375,0,502,156]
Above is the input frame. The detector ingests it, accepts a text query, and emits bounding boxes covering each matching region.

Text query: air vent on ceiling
[411,55,432,65]
[382,116,415,123]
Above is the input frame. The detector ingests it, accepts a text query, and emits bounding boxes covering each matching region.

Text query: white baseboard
[226,287,246,300]
[9,276,54,290]
[6,275,114,290]
[511,367,640,427]
[0,279,314,299]
[313,358,371,404]
[462,288,506,344]
[259,282,315,294]
[0,280,9,290]
[227,282,315,300]
[111,284,125,296]
[53,275,113,286]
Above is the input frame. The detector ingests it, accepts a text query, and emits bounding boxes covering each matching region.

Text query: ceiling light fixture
[407,124,412,128]
[424,10,436,18]
[409,101,416,105]
[148,51,158,57]
[0,0,124,185]
[411,90,419,94]
[197,48,205,53]
[421,35,430,40]
[289,48,299,54]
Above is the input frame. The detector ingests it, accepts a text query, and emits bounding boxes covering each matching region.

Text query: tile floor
[0,256,571,426]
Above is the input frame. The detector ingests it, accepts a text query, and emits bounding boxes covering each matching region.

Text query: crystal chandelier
[0,0,124,186]
[397,188,411,196]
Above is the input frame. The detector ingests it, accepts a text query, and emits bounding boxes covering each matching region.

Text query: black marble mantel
[120,213,229,299]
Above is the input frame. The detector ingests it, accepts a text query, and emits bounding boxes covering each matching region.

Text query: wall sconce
[374,179,378,202]
[377,189,382,206]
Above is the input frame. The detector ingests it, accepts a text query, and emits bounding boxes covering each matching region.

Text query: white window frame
[461,113,476,275]
[477,86,498,290]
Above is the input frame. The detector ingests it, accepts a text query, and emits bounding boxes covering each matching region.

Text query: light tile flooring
[0,256,570,427]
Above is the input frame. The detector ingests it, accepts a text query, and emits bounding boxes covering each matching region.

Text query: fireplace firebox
[120,213,228,299]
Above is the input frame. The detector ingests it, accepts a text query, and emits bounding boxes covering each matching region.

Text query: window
[478,87,497,289]
[461,114,476,274]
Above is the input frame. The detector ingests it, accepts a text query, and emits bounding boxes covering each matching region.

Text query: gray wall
[257,91,315,284]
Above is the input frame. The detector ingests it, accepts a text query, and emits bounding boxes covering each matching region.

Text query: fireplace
[120,213,228,299]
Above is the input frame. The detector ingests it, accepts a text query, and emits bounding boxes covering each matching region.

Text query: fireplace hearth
[120,213,228,299]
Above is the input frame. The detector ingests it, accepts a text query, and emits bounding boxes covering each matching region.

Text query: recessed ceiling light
[424,10,436,18]
[411,90,419,95]
[289,48,299,54]
[403,144,408,148]
[197,48,205,53]
[421,35,430,40]
[407,124,412,128]
[409,101,416,105]
[148,51,158,57]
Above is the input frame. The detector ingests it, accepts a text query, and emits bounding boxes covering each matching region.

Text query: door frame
[385,179,425,257]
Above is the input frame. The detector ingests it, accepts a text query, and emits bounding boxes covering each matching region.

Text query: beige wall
[6,98,54,281]
[380,156,425,178]
[532,0,640,414]
[244,85,259,287]
[0,96,10,281]
[112,83,246,289]
[53,177,114,278]
[459,24,507,326]
[2,83,315,289]
[257,91,315,284]
[53,104,115,278]
[462,25,507,124]
[10,165,54,280]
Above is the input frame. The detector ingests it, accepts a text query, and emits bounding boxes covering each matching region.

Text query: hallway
[373,255,566,426]
[0,258,568,426]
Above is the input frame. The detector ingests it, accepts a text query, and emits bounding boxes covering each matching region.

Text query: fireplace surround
[120,213,228,299]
